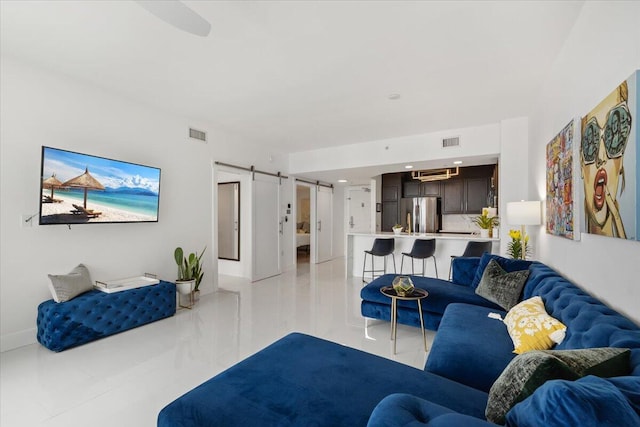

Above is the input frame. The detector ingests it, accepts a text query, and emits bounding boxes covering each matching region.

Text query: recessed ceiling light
[453,160,463,165]
[337,179,348,183]
[405,165,413,169]
[387,93,401,100]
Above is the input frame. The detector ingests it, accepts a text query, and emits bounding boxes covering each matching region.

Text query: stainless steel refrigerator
[412,197,440,233]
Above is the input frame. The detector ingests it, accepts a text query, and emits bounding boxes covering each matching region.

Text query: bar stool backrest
[408,239,436,259]
[461,241,492,257]
[370,238,395,256]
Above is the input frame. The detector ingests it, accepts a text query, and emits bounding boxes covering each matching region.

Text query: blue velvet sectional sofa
[158,257,640,426]
[360,256,531,331]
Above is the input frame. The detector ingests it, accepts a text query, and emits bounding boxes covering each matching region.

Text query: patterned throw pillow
[503,296,566,354]
[475,259,530,310]
[470,253,532,289]
[47,263,93,303]
[486,348,630,424]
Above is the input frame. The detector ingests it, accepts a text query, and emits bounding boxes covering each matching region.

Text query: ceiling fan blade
[135,0,211,37]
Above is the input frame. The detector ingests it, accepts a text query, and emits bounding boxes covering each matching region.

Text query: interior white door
[347,187,371,233]
[252,175,281,281]
[315,186,333,263]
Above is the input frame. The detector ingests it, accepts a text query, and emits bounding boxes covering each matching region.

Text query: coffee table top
[380,286,428,300]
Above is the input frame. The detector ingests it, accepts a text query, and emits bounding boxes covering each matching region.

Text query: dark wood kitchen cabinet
[403,181,441,198]
[442,179,465,214]
[381,173,401,231]
[465,178,489,214]
[442,177,489,214]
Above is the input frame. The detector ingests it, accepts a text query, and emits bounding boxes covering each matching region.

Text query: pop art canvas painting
[579,71,638,240]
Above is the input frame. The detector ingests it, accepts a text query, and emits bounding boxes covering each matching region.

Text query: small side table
[380,286,429,354]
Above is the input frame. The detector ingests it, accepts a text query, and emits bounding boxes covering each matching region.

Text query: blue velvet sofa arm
[367,394,494,427]
[451,257,480,287]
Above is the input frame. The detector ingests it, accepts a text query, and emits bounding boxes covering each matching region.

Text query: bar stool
[449,240,493,279]
[400,239,438,278]
[362,238,396,282]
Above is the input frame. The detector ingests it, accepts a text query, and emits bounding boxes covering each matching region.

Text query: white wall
[289,123,501,175]
[499,117,530,256]
[529,1,640,323]
[332,186,345,258]
[0,57,289,351]
[280,176,296,272]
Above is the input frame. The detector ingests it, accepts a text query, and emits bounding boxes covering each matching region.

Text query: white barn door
[315,186,333,263]
[252,175,281,281]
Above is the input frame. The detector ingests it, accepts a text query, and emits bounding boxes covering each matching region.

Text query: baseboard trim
[1,328,37,352]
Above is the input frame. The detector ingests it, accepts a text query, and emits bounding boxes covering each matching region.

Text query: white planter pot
[176,280,194,295]
[479,229,490,238]
[393,228,402,235]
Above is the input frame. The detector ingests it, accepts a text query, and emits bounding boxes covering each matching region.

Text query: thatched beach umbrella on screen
[42,173,63,199]
[61,167,105,209]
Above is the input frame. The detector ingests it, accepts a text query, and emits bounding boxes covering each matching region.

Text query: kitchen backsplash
[441,214,479,233]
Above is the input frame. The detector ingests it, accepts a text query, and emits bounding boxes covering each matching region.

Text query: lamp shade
[507,201,541,225]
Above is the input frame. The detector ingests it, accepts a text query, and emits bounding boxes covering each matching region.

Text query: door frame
[293,181,316,266]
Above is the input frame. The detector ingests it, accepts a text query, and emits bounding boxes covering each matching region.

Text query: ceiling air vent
[189,127,207,142]
[442,137,460,148]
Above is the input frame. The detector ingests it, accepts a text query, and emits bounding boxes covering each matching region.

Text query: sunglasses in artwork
[581,103,632,165]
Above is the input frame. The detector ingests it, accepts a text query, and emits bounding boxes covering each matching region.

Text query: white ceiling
[2,1,583,173]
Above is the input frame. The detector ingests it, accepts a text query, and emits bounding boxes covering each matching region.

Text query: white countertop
[347,231,499,241]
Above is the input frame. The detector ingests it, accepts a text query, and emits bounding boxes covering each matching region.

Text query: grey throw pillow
[486,347,630,424]
[47,264,93,302]
[475,259,530,310]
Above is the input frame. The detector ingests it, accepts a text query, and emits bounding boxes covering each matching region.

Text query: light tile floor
[0,257,435,427]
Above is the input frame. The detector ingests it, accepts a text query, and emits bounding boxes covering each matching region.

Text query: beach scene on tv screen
[40,147,160,224]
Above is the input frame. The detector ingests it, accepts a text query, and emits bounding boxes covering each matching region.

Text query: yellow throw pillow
[503,296,567,354]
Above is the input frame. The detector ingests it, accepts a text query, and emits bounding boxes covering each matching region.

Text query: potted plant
[174,247,195,296]
[472,211,499,238]
[174,246,206,298]
[392,224,403,234]
[191,247,206,301]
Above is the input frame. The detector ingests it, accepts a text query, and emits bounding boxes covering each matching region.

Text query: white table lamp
[506,201,542,259]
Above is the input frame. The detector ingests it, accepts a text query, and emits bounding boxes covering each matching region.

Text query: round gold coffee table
[380,286,429,354]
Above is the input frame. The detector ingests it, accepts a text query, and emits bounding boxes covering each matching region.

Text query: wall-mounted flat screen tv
[39,146,161,225]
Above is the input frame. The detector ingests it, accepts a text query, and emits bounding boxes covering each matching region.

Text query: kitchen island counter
[347,232,499,279]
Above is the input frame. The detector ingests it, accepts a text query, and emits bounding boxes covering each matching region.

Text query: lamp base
[521,224,526,260]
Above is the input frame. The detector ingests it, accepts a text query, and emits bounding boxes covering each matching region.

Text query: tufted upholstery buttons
[523,263,640,376]
[37,281,176,352]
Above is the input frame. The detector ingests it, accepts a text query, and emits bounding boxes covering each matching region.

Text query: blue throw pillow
[471,253,532,289]
[505,376,640,427]
[367,393,497,427]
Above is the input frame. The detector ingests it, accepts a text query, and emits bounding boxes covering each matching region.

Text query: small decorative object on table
[392,275,414,296]
[392,224,403,235]
[94,273,159,294]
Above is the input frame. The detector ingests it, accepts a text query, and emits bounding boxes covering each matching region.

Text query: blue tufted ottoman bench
[37,281,176,352]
